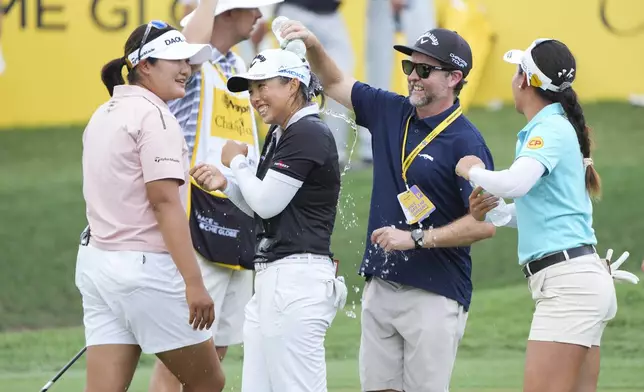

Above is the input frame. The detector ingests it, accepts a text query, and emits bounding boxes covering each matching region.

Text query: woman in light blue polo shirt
[454,39,638,392]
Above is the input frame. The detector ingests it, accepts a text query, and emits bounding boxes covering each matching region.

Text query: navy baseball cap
[394,28,473,78]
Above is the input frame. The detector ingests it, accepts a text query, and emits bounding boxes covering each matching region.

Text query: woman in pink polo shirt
[76,20,225,391]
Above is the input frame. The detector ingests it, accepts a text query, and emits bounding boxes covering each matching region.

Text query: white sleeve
[469,157,546,199]
[228,155,302,219]
[222,176,255,218]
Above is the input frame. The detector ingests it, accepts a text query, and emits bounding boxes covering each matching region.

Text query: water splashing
[325,108,361,232]
[324,108,364,320]
[322,107,360,178]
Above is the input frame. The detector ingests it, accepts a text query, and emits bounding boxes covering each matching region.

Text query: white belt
[254,253,332,271]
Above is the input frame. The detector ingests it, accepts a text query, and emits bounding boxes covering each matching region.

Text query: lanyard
[401,107,462,186]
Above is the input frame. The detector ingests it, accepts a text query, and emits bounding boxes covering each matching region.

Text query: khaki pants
[360,277,468,392]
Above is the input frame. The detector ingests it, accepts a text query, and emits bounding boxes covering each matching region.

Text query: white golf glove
[331,276,348,309]
[604,249,639,284]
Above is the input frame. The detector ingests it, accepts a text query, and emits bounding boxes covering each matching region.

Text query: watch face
[412,229,423,241]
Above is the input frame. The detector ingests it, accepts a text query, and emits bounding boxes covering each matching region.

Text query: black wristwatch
[411,228,424,249]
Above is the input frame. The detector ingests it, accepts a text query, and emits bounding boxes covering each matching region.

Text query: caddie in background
[279,20,498,391]
[178,0,268,63]
[147,0,284,391]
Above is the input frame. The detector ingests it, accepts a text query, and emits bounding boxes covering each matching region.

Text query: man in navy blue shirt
[281,22,497,392]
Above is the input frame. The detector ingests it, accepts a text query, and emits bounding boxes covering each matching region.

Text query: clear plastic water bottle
[470,181,512,227]
[271,16,307,58]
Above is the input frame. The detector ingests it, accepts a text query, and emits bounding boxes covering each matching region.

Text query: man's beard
[408,83,436,107]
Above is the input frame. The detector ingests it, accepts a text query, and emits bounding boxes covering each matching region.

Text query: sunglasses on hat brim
[137,20,169,63]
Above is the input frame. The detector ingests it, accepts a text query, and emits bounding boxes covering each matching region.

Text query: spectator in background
[271,0,366,166]
[366,0,436,91]
[358,0,438,164]
[0,7,5,75]
[147,1,283,391]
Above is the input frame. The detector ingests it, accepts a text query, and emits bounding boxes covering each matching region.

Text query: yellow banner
[0,0,187,128]
[0,0,642,129]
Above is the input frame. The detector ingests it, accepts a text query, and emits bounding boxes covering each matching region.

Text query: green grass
[0,102,643,390]
[1,283,643,391]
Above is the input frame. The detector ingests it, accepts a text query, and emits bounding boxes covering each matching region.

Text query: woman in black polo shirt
[190,46,347,392]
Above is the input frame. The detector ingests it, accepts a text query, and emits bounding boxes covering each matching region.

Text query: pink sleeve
[137,111,186,185]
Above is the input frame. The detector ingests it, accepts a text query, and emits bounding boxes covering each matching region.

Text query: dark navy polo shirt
[351,82,494,311]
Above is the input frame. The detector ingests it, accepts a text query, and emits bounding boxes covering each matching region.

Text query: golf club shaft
[40,346,87,391]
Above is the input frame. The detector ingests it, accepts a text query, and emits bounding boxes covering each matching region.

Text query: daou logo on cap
[165,36,185,46]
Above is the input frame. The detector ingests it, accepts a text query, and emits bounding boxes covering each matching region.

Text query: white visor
[503,38,573,92]
[180,0,285,27]
[227,48,311,93]
[126,30,212,69]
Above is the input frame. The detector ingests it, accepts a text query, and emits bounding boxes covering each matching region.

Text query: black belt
[522,244,596,278]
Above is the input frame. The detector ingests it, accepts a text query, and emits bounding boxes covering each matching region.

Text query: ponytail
[308,72,326,108]
[101,57,128,97]
[558,88,602,199]
[530,39,601,200]
[280,72,326,109]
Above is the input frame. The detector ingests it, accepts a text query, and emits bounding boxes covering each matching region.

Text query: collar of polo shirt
[125,30,211,69]
[503,38,572,93]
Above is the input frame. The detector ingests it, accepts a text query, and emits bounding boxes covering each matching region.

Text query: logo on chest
[418,153,434,161]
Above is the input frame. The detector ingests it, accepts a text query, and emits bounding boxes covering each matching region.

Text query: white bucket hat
[227,48,311,93]
[126,27,212,69]
[503,38,574,92]
[180,0,285,27]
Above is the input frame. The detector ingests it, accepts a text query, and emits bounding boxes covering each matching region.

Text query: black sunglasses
[401,59,455,79]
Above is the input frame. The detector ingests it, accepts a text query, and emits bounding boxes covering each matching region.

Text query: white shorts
[528,253,617,347]
[359,277,469,392]
[75,244,212,354]
[241,254,347,392]
[197,254,253,346]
